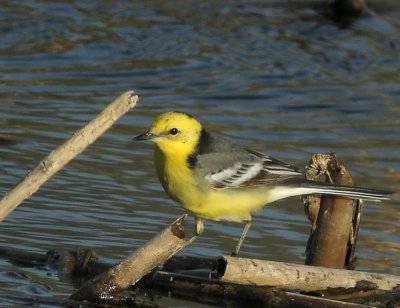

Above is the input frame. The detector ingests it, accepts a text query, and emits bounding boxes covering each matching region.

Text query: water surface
[0,1,399,306]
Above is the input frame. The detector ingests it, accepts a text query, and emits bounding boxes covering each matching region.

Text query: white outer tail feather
[269,185,390,204]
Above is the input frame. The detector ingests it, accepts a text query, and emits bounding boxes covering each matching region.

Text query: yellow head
[134,112,202,157]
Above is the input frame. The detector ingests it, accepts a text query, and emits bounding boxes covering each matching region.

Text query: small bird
[134,111,391,255]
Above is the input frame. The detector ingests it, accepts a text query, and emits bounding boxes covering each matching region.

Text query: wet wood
[304,153,360,268]
[0,91,138,221]
[217,256,400,292]
[5,248,398,295]
[141,270,366,308]
[142,271,287,307]
[69,214,197,301]
[1,246,400,306]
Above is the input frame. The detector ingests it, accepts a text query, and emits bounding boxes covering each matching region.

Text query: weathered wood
[346,199,363,269]
[3,246,400,295]
[142,271,288,307]
[304,153,359,268]
[144,273,367,307]
[69,214,197,301]
[217,256,400,292]
[0,90,138,221]
[1,247,400,305]
[140,270,366,308]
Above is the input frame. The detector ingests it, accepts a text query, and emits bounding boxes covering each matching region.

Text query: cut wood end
[305,153,335,181]
[216,256,228,277]
[125,90,139,107]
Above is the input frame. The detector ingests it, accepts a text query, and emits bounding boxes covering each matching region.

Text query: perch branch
[69,214,197,301]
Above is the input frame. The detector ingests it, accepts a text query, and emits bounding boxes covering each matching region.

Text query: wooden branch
[0,91,138,221]
[69,214,197,301]
[217,256,400,292]
[142,270,284,307]
[140,270,366,308]
[1,247,400,305]
[305,153,358,268]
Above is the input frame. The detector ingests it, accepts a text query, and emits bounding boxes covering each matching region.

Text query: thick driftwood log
[69,214,197,301]
[0,91,138,221]
[217,256,400,292]
[304,153,359,268]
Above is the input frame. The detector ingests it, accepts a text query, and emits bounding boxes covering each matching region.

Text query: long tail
[300,181,391,201]
[269,179,392,203]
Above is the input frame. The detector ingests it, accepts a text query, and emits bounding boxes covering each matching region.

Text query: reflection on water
[0,1,399,305]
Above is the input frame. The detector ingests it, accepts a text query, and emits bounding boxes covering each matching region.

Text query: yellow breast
[154,147,203,206]
[154,148,271,223]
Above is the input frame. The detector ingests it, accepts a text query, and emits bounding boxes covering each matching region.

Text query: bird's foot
[195,217,204,235]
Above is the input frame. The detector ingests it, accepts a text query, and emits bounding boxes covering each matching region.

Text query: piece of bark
[304,153,359,268]
[69,214,197,301]
[346,199,363,268]
[0,90,138,221]
[217,256,400,292]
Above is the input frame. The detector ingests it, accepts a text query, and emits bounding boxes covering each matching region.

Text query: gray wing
[193,133,302,189]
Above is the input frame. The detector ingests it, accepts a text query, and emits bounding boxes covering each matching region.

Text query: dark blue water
[0,1,399,306]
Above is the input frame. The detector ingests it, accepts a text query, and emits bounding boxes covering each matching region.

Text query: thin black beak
[133,131,156,141]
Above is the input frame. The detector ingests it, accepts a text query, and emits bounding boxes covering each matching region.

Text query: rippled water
[1,1,400,306]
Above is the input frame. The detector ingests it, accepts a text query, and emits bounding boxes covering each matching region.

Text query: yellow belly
[154,148,270,222]
[189,188,271,222]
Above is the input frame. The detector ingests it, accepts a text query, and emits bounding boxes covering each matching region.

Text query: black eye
[169,128,179,135]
